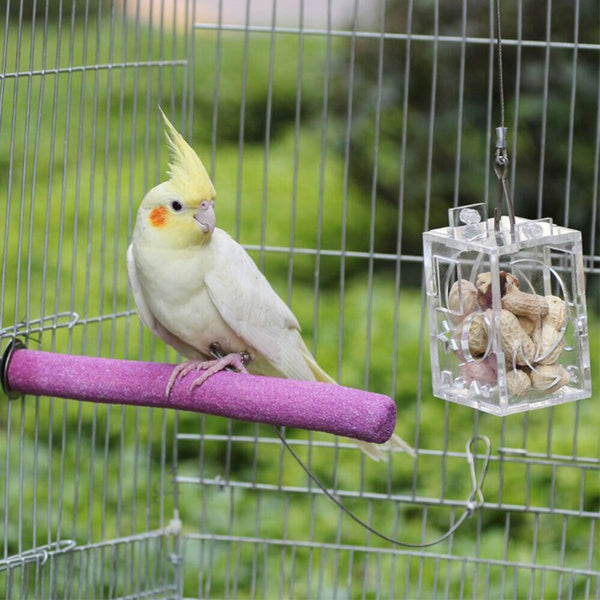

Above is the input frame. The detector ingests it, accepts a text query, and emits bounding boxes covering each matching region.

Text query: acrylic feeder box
[423,203,592,416]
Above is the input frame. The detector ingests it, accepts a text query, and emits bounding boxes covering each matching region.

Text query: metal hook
[493,127,515,236]
[465,434,491,514]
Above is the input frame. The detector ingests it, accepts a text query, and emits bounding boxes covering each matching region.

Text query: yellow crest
[160,108,216,202]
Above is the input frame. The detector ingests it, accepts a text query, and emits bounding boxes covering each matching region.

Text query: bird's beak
[193,201,215,235]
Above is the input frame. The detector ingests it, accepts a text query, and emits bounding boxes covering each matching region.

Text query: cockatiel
[127,111,414,462]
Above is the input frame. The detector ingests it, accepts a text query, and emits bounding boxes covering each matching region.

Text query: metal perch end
[0,338,26,400]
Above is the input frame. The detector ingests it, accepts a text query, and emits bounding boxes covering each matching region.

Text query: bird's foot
[165,344,253,397]
[187,352,251,393]
[165,360,205,397]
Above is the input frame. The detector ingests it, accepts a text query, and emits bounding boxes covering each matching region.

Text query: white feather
[127,244,202,358]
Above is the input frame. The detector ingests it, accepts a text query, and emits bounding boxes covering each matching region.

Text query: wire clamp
[165,512,182,536]
[168,553,182,566]
[493,127,515,236]
[465,500,478,515]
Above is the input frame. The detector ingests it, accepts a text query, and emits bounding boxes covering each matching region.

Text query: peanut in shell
[499,309,536,366]
[530,364,570,393]
[506,369,531,396]
[448,279,478,321]
[501,289,548,322]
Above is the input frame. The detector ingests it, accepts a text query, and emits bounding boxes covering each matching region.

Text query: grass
[1,16,599,598]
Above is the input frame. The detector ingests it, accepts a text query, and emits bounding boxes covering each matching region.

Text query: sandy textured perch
[1,343,396,444]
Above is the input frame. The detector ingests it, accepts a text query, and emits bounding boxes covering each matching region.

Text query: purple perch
[2,346,396,443]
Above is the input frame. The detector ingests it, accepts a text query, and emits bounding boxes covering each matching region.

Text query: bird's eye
[171,200,183,212]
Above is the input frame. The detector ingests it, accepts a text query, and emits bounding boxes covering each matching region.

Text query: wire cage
[1,0,599,598]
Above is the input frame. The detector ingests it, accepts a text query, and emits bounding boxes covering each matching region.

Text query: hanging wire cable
[495,0,506,130]
[273,427,491,549]
[493,0,515,235]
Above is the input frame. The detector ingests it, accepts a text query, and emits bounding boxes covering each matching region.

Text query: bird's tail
[355,435,416,461]
[299,342,336,384]
[299,340,415,461]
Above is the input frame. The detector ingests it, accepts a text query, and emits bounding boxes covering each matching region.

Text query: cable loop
[466,434,491,510]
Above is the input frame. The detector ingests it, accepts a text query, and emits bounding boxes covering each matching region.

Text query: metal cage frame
[1,0,599,598]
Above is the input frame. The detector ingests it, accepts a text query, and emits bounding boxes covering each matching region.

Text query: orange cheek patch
[149,206,168,227]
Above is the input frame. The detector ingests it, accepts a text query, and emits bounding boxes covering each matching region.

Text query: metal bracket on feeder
[493,126,515,236]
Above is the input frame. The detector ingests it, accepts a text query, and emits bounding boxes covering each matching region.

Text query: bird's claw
[187,353,250,392]
[165,361,201,397]
[165,349,254,397]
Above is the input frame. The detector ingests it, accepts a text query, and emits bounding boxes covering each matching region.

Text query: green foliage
[330,0,600,260]
[213,126,397,285]
[7,0,99,22]
[190,31,336,145]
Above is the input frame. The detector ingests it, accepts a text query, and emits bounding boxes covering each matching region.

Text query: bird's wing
[127,244,203,358]
[204,234,319,379]
[127,244,157,332]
